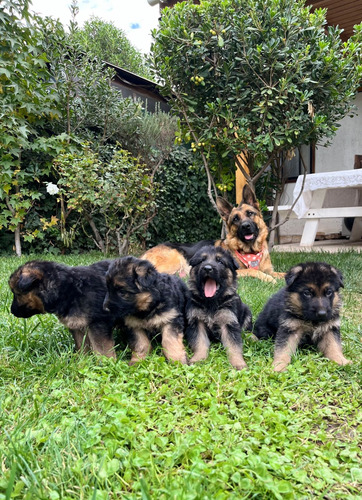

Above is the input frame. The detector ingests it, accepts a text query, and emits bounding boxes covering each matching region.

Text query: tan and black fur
[253,262,352,372]
[186,246,252,370]
[9,260,117,358]
[142,184,283,283]
[103,256,189,365]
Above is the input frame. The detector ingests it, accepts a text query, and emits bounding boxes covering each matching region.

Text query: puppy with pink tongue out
[204,277,218,298]
[185,245,252,370]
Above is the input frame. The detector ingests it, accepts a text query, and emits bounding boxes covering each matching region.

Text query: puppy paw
[230,358,248,370]
[273,362,288,372]
[338,358,352,366]
[233,363,248,371]
[189,354,208,364]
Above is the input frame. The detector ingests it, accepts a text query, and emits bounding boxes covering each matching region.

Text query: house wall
[111,80,170,113]
[279,91,362,240]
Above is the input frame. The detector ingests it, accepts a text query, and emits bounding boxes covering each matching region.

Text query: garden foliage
[73,16,152,79]
[151,0,362,203]
[0,0,208,256]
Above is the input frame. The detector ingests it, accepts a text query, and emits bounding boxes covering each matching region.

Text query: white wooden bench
[268,170,362,246]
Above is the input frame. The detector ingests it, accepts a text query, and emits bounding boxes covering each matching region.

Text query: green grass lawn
[0,251,361,499]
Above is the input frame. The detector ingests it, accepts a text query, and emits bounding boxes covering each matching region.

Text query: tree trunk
[268,189,282,250]
[14,224,22,257]
[84,212,106,254]
[116,229,129,256]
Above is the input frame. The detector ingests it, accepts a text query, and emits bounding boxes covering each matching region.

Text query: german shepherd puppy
[253,262,352,372]
[142,184,283,283]
[186,246,252,370]
[103,256,189,365]
[9,260,117,358]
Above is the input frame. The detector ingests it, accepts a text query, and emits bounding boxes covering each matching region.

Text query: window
[283,145,314,182]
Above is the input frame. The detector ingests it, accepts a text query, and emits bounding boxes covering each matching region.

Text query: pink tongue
[244,234,254,240]
[204,279,217,298]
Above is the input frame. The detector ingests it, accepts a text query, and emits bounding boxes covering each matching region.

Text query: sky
[30,0,161,54]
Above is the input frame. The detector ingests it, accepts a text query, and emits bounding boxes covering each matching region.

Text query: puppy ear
[135,260,157,289]
[216,197,234,222]
[18,273,42,292]
[331,266,344,288]
[189,253,204,268]
[285,264,303,287]
[226,253,239,271]
[241,184,260,211]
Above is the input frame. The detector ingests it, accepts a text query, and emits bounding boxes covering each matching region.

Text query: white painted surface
[278,92,362,238]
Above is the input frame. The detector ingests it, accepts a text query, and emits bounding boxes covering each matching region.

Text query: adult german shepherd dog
[103,256,189,365]
[142,184,283,283]
[186,246,252,370]
[9,260,117,358]
[253,262,352,372]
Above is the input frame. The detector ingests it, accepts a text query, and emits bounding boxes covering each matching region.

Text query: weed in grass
[0,252,361,499]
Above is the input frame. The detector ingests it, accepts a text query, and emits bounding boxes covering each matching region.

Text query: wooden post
[235,152,249,204]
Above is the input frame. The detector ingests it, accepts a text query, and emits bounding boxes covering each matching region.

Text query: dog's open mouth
[204,278,219,298]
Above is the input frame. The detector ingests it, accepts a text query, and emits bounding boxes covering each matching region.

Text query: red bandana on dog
[235,250,263,269]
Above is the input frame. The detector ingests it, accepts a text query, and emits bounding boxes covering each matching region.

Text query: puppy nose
[316,309,327,320]
[204,264,213,271]
[242,221,251,229]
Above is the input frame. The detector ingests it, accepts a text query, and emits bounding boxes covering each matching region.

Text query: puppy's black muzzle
[200,263,218,281]
[11,303,36,318]
[203,264,213,273]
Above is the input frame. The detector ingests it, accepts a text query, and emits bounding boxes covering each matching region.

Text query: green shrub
[146,147,221,246]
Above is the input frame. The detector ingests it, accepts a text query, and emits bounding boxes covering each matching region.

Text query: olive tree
[151,0,362,211]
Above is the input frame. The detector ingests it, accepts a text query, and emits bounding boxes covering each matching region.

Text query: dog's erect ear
[285,264,304,287]
[330,266,344,289]
[135,260,157,289]
[17,272,42,292]
[216,197,234,222]
[241,184,260,211]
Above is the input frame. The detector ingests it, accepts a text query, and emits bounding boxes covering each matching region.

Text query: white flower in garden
[46,183,59,195]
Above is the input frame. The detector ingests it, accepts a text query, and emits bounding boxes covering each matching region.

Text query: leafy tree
[0,0,63,256]
[54,146,157,255]
[41,11,145,154]
[74,16,153,79]
[151,0,362,211]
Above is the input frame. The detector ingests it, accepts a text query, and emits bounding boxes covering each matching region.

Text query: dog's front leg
[220,324,247,370]
[161,323,188,364]
[317,330,352,366]
[86,324,116,359]
[187,320,211,364]
[237,268,277,283]
[273,329,303,372]
[71,329,92,353]
[129,328,152,365]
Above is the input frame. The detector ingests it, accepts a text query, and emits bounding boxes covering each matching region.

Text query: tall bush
[146,147,221,246]
[54,146,157,255]
[0,0,61,256]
